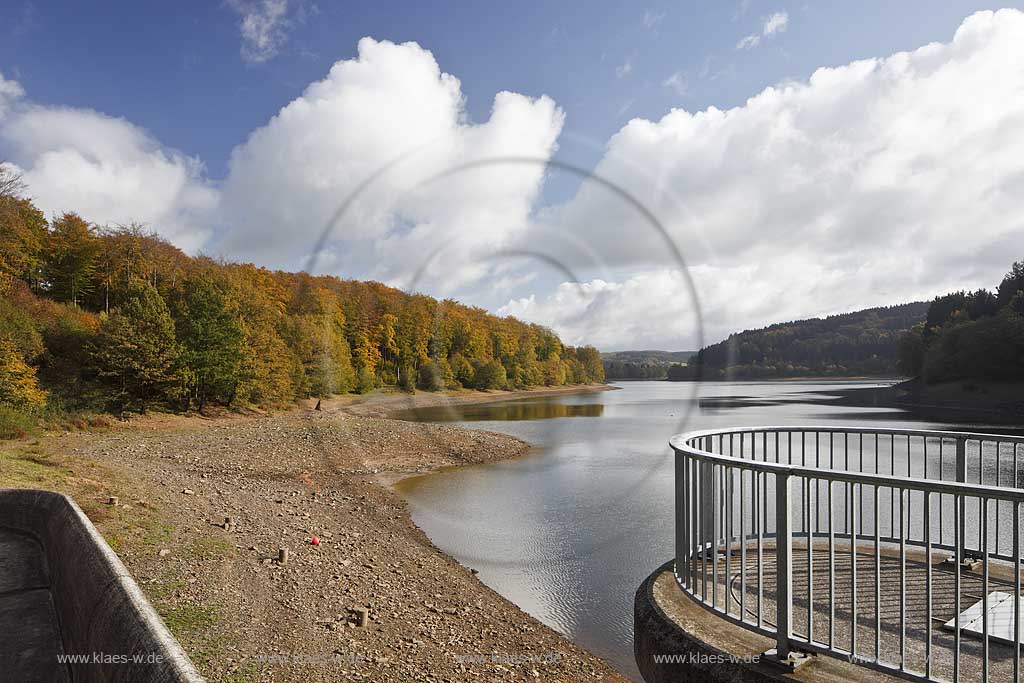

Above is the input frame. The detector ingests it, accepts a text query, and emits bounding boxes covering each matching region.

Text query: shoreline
[1,383,628,682]
[320,382,618,419]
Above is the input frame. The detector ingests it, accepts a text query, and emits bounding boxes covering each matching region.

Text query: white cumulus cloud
[509,9,1024,349]
[0,72,217,252]
[217,38,565,292]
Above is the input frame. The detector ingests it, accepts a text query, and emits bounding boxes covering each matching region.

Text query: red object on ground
[311,536,320,546]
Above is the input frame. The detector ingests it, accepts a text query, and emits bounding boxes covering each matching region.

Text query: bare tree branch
[0,160,26,200]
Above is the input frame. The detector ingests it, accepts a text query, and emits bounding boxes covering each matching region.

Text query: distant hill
[601,350,695,364]
[672,302,929,380]
[601,350,696,380]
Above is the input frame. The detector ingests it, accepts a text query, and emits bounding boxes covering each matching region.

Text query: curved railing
[671,426,1024,683]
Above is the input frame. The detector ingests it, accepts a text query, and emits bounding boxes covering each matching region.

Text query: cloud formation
[513,9,1024,347]
[0,72,217,251]
[217,38,564,292]
[5,10,1024,352]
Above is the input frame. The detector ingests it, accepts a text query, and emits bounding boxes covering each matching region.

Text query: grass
[0,405,39,439]
[190,535,235,560]
[0,443,74,489]
[159,602,218,634]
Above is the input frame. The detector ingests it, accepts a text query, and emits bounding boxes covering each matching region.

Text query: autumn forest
[0,165,604,431]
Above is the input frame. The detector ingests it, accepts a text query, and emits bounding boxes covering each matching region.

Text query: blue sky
[2,2,1024,349]
[3,1,1013,179]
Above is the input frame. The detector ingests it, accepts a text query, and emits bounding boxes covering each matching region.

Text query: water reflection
[393,399,605,422]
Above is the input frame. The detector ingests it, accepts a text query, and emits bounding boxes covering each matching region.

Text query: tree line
[669,302,929,380]
[601,350,694,380]
[0,165,603,417]
[897,261,1024,383]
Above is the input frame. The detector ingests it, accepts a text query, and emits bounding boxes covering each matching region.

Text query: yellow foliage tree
[0,337,47,408]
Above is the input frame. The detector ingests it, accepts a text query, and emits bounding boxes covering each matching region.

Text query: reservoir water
[393,380,1019,680]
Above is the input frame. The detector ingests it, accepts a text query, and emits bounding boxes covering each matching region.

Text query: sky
[2,1,1023,351]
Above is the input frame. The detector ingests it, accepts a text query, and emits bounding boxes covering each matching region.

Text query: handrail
[678,440,1024,503]
[671,425,1024,445]
[670,425,1024,683]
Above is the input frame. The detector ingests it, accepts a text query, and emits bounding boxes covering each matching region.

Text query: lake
[393,380,1019,681]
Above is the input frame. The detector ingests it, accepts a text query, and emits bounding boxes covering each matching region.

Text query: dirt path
[2,386,627,682]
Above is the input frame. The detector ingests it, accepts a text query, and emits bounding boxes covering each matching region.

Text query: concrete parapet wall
[0,488,204,683]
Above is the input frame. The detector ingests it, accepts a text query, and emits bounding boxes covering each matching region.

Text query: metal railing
[671,426,1024,683]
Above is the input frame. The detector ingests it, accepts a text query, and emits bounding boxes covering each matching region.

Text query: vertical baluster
[860,433,865,536]
[954,494,961,683]
[678,446,688,588]
[851,479,858,659]
[756,469,763,629]
[691,456,698,590]
[829,477,835,651]
[741,466,747,623]
[925,490,933,681]
[874,483,881,663]
[997,443,1002,555]
[983,498,990,683]
[807,474,814,644]
[1015,499,1020,683]
[776,471,793,660]
[726,466,732,614]
[899,486,906,672]
[713,463,720,610]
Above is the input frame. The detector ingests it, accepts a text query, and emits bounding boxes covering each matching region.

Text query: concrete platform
[636,544,1022,683]
[0,488,204,683]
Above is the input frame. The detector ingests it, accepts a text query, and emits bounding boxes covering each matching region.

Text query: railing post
[675,448,687,584]
[775,471,793,659]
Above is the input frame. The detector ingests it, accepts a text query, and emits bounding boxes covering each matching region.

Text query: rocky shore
[2,386,626,682]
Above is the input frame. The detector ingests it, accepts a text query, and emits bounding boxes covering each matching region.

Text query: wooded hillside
[673,302,929,380]
[897,261,1024,383]
[0,165,603,427]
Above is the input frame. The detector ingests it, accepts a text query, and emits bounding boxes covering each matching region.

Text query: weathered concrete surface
[635,560,904,683]
[0,488,204,683]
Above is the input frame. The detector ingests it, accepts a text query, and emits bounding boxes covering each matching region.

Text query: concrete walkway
[691,542,1021,681]
[0,527,71,682]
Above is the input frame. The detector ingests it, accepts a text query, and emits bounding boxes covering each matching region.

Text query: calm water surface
[393,380,1017,680]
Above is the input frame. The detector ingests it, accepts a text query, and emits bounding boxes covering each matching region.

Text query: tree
[0,337,47,408]
[0,193,48,290]
[450,353,474,388]
[45,213,100,307]
[93,282,181,412]
[998,261,1024,308]
[896,323,925,377]
[575,345,605,383]
[170,275,244,409]
[353,329,381,392]
[472,359,507,390]
[417,358,453,391]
